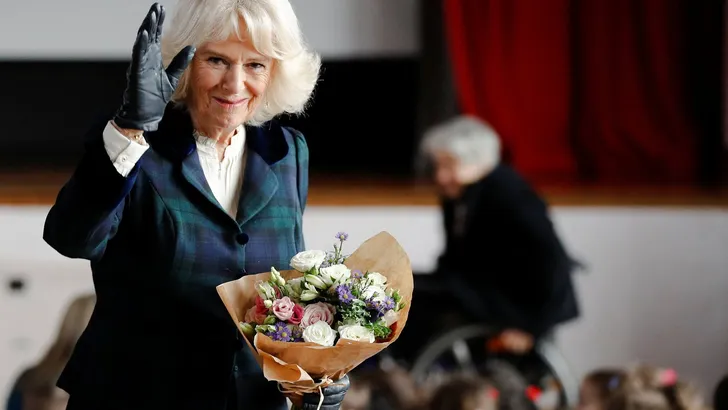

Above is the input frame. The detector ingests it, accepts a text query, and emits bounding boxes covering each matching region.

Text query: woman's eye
[208,57,226,65]
[247,62,266,71]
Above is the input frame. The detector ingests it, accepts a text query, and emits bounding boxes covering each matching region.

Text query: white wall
[1,205,728,400]
[0,0,419,60]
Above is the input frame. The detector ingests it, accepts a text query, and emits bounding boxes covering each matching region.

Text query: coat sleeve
[43,120,142,261]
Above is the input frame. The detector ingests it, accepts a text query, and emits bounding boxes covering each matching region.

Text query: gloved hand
[113,3,195,132]
[300,375,350,410]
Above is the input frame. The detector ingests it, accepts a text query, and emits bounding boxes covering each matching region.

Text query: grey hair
[161,0,321,125]
[420,115,501,168]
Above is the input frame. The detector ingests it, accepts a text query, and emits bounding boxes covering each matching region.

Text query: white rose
[290,250,327,273]
[382,309,400,327]
[366,272,388,286]
[319,264,351,286]
[362,285,387,302]
[338,324,375,343]
[302,320,337,346]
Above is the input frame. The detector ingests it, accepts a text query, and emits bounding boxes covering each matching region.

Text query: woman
[42,2,348,409]
[6,294,95,410]
[403,115,579,355]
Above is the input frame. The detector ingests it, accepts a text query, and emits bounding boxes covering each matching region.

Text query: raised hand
[113,3,195,132]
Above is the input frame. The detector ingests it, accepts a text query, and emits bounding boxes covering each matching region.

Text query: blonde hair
[18,294,95,395]
[605,365,708,410]
[161,0,321,125]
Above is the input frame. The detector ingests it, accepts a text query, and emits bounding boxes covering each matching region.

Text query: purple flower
[335,232,349,241]
[365,299,386,318]
[382,296,396,311]
[351,270,364,279]
[270,322,293,342]
[336,285,354,304]
[365,296,396,318]
[290,324,304,342]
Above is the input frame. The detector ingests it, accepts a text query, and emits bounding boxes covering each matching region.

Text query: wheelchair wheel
[409,324,579,409]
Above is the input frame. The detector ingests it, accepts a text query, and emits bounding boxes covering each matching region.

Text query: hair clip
[660,369,678,386]
[608,376,621,390]
[526,385,542,402]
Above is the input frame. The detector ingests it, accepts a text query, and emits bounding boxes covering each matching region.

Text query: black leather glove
[113,3,195,132]
[301,375,350,410]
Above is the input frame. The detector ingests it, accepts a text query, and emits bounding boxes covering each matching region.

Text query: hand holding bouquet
[216,231,413,408]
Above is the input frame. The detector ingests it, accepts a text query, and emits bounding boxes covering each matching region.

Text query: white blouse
[102,121,247,218]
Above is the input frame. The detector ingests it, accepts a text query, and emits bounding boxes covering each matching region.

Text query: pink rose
[272,297,296,321]
[245,306,267,325]
[301,302,335,328]
[289,304,304,325]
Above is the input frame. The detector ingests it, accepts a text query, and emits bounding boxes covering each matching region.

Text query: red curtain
[443,0,720,186]
[443,0,577,185]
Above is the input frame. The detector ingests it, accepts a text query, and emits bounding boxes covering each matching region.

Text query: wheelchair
[407,323,580,410]
[351,274,581,410]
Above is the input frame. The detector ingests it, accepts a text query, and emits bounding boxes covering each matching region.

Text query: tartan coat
[42,105,308,410]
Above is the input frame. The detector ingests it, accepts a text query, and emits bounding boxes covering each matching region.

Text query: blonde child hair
[428,375,498,410]
[583,365,708,410]
[15,294,96,406]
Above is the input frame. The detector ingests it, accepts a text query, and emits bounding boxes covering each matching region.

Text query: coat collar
[147,104,289,228]
[147,103,289,165]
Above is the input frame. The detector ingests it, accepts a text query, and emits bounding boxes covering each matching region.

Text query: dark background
[0,57,419,176]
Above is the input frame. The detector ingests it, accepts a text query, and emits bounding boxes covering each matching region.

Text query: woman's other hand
[498,329,534,354]
[301,375,350,410]
[113,3,195,132]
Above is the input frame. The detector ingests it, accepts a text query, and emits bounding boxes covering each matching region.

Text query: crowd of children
[342,363,724,410]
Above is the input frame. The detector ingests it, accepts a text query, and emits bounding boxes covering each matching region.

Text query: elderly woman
[398,115,580,357]
[42,2,348,409]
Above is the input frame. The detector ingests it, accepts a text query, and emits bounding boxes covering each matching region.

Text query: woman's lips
[213,97,248,108]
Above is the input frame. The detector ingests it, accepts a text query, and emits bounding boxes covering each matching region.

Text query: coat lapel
[148,106,288,227]
[236,147,279,226]
[180,151,228,216]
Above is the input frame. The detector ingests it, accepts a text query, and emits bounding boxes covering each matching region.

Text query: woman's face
[186,29,273,133]
[431,150,489,199]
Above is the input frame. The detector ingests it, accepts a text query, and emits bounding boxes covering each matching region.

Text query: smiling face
[186,27,274,137]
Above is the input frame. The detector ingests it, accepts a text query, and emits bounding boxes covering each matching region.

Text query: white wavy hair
[420,115,502,168]
[161,0,321,125]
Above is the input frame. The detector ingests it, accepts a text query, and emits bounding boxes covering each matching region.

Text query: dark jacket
[43,105,308,410]
[436,164,580,338]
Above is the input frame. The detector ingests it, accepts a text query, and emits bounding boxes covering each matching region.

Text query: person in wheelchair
[397,115,580,361]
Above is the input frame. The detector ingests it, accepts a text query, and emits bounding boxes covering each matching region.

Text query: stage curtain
[443,0,723,186]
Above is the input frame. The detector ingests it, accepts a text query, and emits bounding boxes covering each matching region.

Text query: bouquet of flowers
[216,231,413,407]
[238,232,405,346]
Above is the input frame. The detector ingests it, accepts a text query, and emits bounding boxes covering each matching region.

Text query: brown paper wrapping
[216,231,413,385]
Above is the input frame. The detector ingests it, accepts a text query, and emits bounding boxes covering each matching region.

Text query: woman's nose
[222,65,246,94]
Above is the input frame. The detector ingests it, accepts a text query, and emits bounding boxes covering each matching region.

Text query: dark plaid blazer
[43,105,307,410]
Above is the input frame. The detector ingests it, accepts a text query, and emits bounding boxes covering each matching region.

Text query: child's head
[429,375,498,410]
[579,369,625,410]
[580,365,706,410]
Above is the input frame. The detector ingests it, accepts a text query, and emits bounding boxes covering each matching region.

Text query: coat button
[236,233,249,245]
